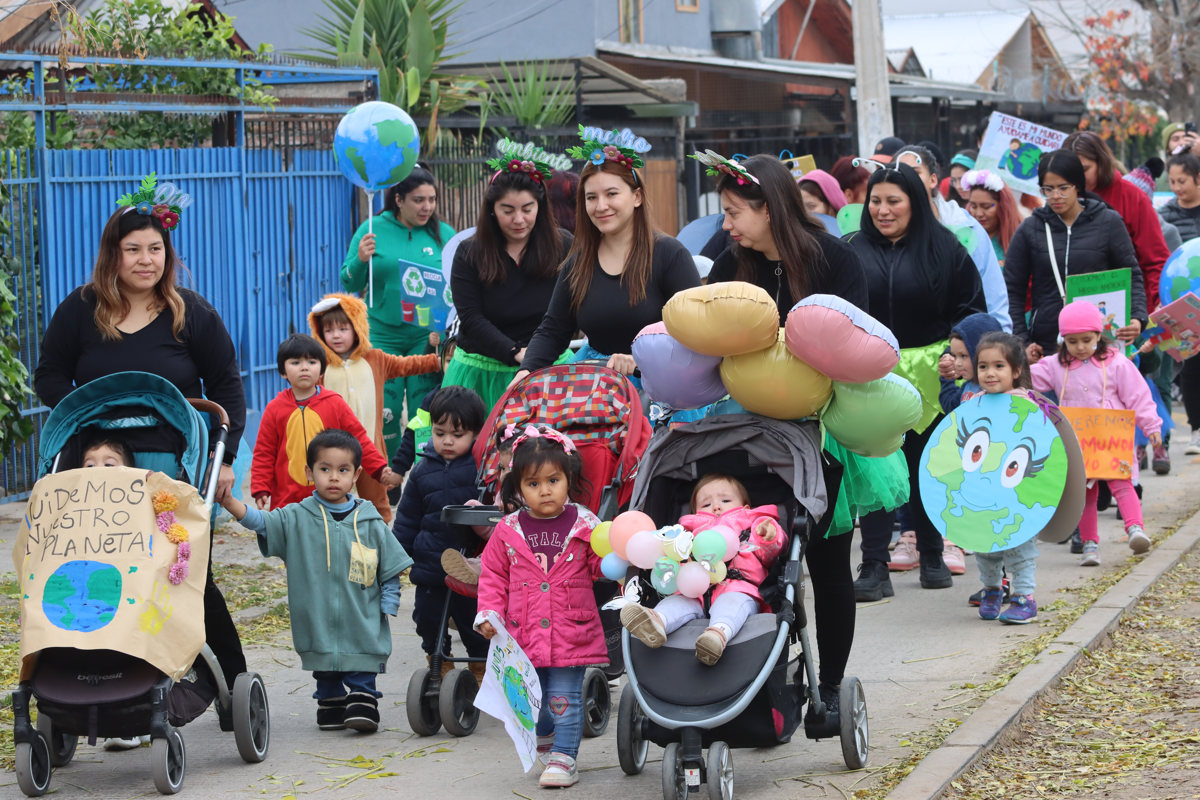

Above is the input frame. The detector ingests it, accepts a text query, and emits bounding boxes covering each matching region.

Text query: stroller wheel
[661,742,688,800]
[839,677,869,769]
[151,727,186,795]
[581,668,611,738]
[232,672,270,763]
[36,713,78,767]
[438,669,480,737]
[15,732,51,797]
[616,683,648,775]
[406,668,442,736]
[706,742,733,800]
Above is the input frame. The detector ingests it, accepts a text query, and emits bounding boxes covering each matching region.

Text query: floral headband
[511,424,576,454]
[116,172,191,231]
[960,168,1005,194]
[566,124,646,172]
[690,149,760,186]
[486,145,554,185]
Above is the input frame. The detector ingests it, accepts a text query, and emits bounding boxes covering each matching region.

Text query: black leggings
[805,529,855,688]
[857,419,943,564]
[204,561,247,689]
[1182,357,1200,430]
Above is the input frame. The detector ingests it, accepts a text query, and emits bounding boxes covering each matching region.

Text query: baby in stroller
[620,473,785,665]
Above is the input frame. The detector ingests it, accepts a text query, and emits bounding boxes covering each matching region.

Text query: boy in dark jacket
[937,313,1003,413]
[392,386,489,675]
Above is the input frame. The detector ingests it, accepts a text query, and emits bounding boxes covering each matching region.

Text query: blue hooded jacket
[939,312,1003,413]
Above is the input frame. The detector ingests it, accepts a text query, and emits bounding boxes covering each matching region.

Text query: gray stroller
[614,414,869,800]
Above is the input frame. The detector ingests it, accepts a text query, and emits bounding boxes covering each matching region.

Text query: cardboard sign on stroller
[13,467,211,682]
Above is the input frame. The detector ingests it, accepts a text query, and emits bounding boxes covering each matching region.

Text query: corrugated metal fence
[1,144,357,499]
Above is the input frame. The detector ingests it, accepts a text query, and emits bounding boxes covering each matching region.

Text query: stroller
[412,363,650,739]
[614,414,869,800]
[11,372,270,796]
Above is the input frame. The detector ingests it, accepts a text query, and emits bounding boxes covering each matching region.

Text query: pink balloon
[610,510,655,560]
[626,530,665,569]
[677,562,710,598]
[710,525,740,562]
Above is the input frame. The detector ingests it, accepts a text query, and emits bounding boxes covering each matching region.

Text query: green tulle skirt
[442,347,572,412]
[894,340,949,434]
[822,435,910,538]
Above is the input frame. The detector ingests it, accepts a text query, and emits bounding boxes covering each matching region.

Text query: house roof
[882,10,1030,83]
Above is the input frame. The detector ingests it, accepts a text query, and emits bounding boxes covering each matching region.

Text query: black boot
[919,551,953,589]
[317,695,348,731]
[853,560,893,602]
[804,683,840,739]
[1069,529,1083,554]
[344,691,380,733]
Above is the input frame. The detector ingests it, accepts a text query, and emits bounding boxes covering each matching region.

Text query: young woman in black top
[705,154,907,734]
[446,165,573,410]
[514,155,699,383]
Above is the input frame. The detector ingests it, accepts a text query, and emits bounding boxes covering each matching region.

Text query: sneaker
[942,538,966,575]
[620,604,666,648]
[968,588,983,606]
[998,595,1037,624]
[853,559,893,602]
[1152,445,1171,475]
[441,549,480,585]
[978,587,1005,620]
[539,753,579,788]
[316,695,348,731]
[1080,540,1101,566]
[695,626,728,665]
[1069,529,1083,554]
[919,551,953,589]
[803,683,840,739]
[537,734,556,765]
[1127,524,1151,554]
[1188,429,1200,455]
[103,736,148,751]
[343,692,380,733]
[1136,445,1148,471]
[887,531,919,571]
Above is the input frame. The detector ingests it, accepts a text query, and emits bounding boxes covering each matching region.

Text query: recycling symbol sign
[443,285,453,307]
[402,266,427,297]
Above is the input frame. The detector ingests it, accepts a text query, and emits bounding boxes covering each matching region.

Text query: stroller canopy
[38,372,209,484]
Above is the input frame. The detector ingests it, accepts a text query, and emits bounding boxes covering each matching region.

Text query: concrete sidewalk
[3,437,1199,799]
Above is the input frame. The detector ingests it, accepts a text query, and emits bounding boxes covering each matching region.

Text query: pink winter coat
[475,503,607,668]
[1030,350,1161,436]
[679,505,786,610]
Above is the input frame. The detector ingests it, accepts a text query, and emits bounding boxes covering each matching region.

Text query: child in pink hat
[798,169,848,218]
[1030,301,1162,565]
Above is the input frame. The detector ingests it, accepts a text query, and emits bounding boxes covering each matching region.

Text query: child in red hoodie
[251,334,397,510]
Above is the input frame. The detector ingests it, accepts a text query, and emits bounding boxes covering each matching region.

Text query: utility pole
[852,0,894,157]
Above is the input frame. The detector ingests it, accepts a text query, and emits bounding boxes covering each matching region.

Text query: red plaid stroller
[409,364,650,738]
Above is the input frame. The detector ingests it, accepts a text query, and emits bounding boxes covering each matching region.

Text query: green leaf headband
[486,142,554,184]
[565,124,646,171]
[115,172,191,231]
[690,150,759,186]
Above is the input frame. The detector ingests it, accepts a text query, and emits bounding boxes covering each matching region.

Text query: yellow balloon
[591,521,613,558]
[705,559,728,584]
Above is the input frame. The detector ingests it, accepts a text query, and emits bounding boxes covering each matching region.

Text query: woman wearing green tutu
[846,161,985,600]
[704,152,909,735]
[445,151,573,410]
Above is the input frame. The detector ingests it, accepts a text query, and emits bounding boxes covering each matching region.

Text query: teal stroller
[11,372,270,796]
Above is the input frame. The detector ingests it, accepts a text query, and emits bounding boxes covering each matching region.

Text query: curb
[886,509,1200,800]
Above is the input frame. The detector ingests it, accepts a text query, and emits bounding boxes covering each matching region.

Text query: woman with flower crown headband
[33,175,249,696]
[444,150,574,411]
[512,128,700,385]
[960,168,1022,268]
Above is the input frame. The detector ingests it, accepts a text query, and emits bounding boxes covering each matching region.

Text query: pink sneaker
[942,538,966,575]
[887,531,918,571]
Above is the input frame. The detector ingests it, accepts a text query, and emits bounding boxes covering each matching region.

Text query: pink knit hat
[1058,300,1104,335]
[798,169,848,211]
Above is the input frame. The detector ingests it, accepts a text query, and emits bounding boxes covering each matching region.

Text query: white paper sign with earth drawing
[397,256,452,332]
[12,467,211,682]
[473,612,543,772]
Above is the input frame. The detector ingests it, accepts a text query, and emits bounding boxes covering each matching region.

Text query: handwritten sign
[976,113,1067,196]
[12,467,210,682]
[1059,407,1136,480]
[1149,292,1200,362]
[472,612,543,772]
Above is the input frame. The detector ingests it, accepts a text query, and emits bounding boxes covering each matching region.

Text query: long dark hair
[1037,149,1087,198]
[499,427,590,510]
[716,154,827,302]
[975,332,1032,389]
[545,170,581,233]
[862,163,961,301]
[566,159,655,311]
[472,171,565,285]
[87,209,186,341]
[1062,130,1118,188]
[383,166,446,247]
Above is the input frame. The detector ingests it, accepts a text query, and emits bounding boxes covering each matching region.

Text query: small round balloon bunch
[591,510,740,599]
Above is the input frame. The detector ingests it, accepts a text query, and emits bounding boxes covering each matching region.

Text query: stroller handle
[189,399,230,506]
[188,399,230,428]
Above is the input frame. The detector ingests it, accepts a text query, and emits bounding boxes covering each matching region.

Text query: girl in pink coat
[475,425,603,790]
[1030,301,1161,564]
[621,474,786,666]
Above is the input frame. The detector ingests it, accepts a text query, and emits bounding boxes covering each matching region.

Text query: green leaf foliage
[486,60,576,131]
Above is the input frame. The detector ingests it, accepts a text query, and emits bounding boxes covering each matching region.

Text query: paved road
[3,434,1198,800]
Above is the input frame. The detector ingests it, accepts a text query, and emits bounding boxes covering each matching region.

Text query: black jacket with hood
[1004,197,1145,353]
